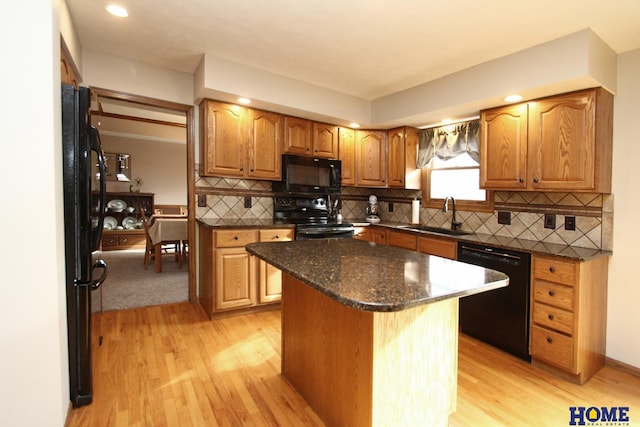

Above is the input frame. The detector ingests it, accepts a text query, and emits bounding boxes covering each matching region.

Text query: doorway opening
[89,87,196,310]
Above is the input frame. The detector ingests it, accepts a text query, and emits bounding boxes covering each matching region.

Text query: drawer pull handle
[549,266,556,273]
[547,337,553,344]
[549,290,555,297]
[548,314,554,320]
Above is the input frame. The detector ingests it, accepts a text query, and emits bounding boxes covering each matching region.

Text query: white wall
[607,48,640,367]
[101,136,187,205]
[0,0,69,425]
[82,49,194,106]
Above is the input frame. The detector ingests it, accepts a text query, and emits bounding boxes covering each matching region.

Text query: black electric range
[274,195,354,239]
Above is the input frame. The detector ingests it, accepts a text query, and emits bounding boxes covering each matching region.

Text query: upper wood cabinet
[283,116,312,155]
[283,118,338,158]
[388,126,421,189]
[200,99,282,180]
[480,88,613,192]
[312,122,339,158]
[247,109,283,180]
[356,130,387,187]
[339,127,356,186]
[60,48,78,87]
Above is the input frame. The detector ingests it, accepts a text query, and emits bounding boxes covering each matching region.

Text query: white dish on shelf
[122,216,138,230]
[103,216,117,230]
[107,199,127,212]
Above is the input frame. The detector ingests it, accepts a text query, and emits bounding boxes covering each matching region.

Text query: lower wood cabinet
[418,235,457,260]
[101,230,146,251]
[353,226,370,241]
[387,230,417,250]
[529,254,609,384]
[369,227,387,245]
[198,224,294,318]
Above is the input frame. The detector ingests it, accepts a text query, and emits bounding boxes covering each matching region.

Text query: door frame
[90,86,197,302]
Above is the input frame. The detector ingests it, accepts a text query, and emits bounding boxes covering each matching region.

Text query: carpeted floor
[91,248,188,312]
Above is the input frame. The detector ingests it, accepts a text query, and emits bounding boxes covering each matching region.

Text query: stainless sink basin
[404,225,471,236]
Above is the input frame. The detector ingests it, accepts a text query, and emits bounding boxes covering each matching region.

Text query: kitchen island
[246,238,508,427]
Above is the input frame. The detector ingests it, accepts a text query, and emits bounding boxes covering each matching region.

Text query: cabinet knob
[548,314,554,320]
[549,290,555,297]
[547,337,553,344]
[519,178,524,183]
[234,236,239,240]
[533,178,539,183]
[275,235,280,239]
[549,266,556,273]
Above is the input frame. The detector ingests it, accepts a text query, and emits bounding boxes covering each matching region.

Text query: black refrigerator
[61,84,108,407]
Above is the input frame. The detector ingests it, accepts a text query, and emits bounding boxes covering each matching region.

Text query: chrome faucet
[443,196,462,231]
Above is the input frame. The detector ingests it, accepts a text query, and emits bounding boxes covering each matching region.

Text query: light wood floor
[66,303,640,427]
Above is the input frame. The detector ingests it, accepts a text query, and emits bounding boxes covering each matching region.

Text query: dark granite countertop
[357,220,612,261]
[246,239,508,312]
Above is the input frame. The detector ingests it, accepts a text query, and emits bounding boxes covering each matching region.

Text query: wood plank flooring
[66,303,640,426]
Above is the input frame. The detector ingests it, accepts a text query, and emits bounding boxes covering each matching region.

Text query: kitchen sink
[403,225,472,236]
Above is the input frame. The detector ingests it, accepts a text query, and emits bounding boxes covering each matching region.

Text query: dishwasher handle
[459,245,523,262]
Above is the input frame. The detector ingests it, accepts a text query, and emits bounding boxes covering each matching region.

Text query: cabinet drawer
[118,234,145,247]
[532,303,574,335]
[259,229,294,242]
[215,229,258,248]
[418,236,457,260]
[387,231,417,250]
[533,256,576,286]
[102,235,119,247]
[531,325,574,371]
[353,227,370,240]
[533,280,574,311]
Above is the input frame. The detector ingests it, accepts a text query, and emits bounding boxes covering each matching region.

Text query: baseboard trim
[606,357,640,378]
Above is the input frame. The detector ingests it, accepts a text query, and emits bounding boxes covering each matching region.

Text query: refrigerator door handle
[90,127,106,252]
[76,259,108,290]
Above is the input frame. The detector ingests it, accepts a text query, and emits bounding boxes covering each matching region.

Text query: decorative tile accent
[194,168,610,250]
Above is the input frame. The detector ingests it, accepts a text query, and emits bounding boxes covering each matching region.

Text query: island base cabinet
[282,274,458,427]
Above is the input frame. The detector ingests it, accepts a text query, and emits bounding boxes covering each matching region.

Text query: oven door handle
[298,229,353,236]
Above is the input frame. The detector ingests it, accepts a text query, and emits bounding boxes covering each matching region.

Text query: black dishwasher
[457,242,531,361]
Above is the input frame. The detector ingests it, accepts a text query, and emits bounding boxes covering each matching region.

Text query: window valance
[416,120,480,168]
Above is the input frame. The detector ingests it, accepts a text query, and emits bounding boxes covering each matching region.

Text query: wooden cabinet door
[369,227,387,245]
[528,90,596,190]
[312,122,339,158]
[480,103,528,189]
[215,247,256,310]
[387,128,406,188]
[259,262,283,303]
[257,228,293,304]
[339,127,356,186]
[248,109,283,180]
[284,116,312,155]
[356,130,387,187]
[200,100,246,177]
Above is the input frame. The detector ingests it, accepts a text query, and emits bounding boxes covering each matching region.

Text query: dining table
[148,215,188,273]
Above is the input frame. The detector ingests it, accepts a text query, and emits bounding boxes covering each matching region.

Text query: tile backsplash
[195,168,612,250]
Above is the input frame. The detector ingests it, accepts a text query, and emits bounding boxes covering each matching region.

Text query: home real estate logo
[569,406,630,425]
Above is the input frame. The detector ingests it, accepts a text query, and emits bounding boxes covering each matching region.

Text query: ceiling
[67,0,640,103]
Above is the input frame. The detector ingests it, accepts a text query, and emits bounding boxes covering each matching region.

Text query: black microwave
[272,154,342,194]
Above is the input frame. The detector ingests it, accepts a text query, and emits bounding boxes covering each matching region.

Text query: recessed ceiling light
[237,97,251,105]
[105,4,128,17]
[504,94,523,103]
[349,123,360,129]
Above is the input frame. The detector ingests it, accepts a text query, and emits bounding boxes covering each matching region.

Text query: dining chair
[140,208,182,270]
